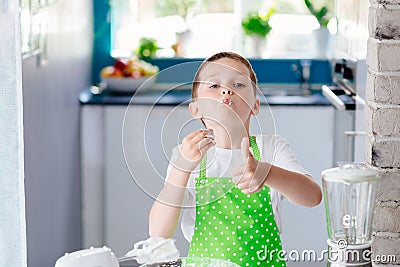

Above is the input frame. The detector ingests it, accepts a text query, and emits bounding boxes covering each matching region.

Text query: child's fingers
[242,189,251,194]
[232,174,243,184]
[202,141,214,153]
[236,180,248,190]
[198,139,214,155]
[238,182,259,194]
[236,175,261,192]
[248,179,263,194]
[235,172,250,186]
[190,131,206,144]
[231,164,245,179]
[198,137,214,149]
[186,129,203,139]
[185,129,209,141]
[242,188,261,195]
[191,129,212,144]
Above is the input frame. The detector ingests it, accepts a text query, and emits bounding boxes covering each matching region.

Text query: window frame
[91,0,333,85]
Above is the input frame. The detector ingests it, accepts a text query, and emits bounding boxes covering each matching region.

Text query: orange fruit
[100,66,115,77]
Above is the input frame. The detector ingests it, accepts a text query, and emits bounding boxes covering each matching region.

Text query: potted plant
[304,0,332,57]
[135,37,160,59]
[241,9,274,57]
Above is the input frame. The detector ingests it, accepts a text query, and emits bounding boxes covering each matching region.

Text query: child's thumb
[241,137,252,162]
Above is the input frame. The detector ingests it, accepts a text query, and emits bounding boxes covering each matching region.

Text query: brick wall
[367,0,400,265]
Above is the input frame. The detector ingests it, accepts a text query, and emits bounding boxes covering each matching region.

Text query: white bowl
[55,247,119,267]
[102,74,157,93]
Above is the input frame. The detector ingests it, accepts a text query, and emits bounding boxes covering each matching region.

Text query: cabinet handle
[322,85,346,111]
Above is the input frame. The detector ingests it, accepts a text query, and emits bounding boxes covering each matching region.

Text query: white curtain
[0,0,27,266]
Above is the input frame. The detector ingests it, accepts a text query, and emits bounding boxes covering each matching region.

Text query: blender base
[326,239,372,267]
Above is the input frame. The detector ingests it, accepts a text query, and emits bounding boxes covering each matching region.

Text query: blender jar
[322,163,379,246]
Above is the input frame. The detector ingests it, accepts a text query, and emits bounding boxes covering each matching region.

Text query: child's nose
[221,88,234,96]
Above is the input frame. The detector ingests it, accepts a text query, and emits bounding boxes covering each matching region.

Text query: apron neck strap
[249,135,260,160]
[199,136,260,178]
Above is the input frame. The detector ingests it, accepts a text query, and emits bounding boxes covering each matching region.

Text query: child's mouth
[220,98,233,106]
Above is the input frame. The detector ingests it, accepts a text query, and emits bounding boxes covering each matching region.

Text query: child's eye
[209,84,219,89]
[234,83,245,88]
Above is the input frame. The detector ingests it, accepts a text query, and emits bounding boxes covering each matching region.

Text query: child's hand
[231,137,271,194]
[174,129,215,173]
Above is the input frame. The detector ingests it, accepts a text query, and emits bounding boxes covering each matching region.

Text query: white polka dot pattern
[188,137,286,267]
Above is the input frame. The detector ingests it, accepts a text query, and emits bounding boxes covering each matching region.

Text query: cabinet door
[104,105,199,257]
[252,106,334,260]
[81,105,106,248]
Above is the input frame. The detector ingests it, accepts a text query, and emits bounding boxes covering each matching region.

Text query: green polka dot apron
[188,136,286,267]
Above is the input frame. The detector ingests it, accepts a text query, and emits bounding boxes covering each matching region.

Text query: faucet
[291,59,312,94]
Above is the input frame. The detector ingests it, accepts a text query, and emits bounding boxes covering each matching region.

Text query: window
[110,0,334,58]
[21,0,52,63]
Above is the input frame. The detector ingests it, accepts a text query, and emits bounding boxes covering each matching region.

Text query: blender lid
[322,163,379,183]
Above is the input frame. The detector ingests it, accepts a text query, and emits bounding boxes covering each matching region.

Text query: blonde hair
[191,52,258,99]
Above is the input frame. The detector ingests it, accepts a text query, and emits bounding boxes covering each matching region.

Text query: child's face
[190,57,260,129]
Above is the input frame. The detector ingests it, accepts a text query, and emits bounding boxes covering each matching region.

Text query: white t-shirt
[165,134,310,243]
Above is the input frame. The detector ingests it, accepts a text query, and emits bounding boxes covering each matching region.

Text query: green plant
[241,9,274,38]
[135,37,160,59]
[304,0,330,27]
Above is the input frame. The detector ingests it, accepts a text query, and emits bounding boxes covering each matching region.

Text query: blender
[322,163,379,266]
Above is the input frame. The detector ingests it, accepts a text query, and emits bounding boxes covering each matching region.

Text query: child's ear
[251,98,260,116]
[189,102,200,118]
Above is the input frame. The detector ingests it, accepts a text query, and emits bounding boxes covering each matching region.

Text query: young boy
[149,52,322,266]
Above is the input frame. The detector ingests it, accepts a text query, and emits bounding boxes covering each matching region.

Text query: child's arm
[232,137,322,207]
[261,165,322,207]
[149,167,191,238]
[149,129,214,238]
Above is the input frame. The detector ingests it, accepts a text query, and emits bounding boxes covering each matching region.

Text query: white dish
[55,247,119,267]
[102,74,157,93]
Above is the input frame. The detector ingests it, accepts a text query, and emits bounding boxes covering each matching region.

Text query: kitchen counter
[79,87,331,106]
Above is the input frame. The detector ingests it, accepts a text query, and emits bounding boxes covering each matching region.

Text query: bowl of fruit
[100,58,159,93]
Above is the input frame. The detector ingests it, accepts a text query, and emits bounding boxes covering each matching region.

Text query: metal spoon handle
[117,255,137,263]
